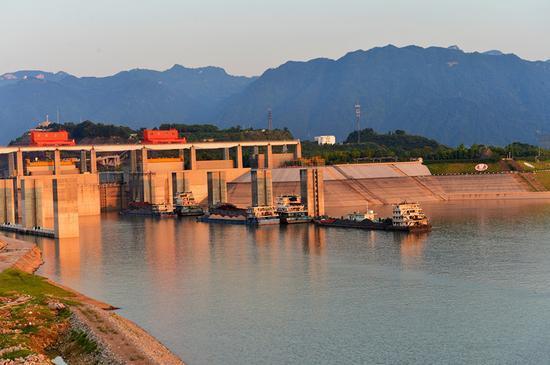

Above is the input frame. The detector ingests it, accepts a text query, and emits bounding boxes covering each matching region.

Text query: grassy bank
[515,160,550,172]
[0,269,98,362]
[533,171,550,190]
[424,161,505,175]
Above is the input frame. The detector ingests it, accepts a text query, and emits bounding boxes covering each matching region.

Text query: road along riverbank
[0,235,185,365]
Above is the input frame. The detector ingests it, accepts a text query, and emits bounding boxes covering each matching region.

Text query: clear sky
[1,0,549,77]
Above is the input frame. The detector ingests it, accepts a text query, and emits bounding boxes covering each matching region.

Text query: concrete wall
[251,170,273,206]
[76,174,101,216]
[196,160,234,170]
[17,174,100,220]
[233,161,431,183]
[0,179,16,224]
[228,173,542,213]
[146,161,185,173]
[27,165,79,175]
[53,178,80,238]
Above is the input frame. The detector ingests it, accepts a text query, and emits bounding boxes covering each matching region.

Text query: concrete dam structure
[0,139,301,237]
[227,161,550,211]
[1,137,548,238]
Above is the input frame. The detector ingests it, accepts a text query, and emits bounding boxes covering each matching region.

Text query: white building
[314,135,336,145]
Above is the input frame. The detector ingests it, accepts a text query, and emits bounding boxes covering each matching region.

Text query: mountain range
[2,45,550,146]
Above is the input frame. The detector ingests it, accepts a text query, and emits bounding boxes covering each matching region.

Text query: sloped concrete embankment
[228,172,550,211]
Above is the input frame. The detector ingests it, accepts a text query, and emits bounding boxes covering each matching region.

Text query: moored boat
[198,203,248,224]
[122,202,176,218]
[174,192,204,217]
[246,206,280,225]
[276,195,311,224]
[315,202,431,232]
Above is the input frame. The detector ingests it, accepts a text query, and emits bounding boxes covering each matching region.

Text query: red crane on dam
[141,129,187,144]
[29,130,76,147]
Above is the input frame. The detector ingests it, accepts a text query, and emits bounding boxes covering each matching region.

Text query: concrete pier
[53,149,62,175]
[251,169,273,207]
[53,178,80,238]
[266,144,273,169]
[90,149,97,174]
[236,145,243,169]
[0,179,16,224]
[190,146,197,170]
[300,168,325,217]
[16,150,24,177]
[207,171,227,208]
[21,179,46,229]
[80,150,88,173]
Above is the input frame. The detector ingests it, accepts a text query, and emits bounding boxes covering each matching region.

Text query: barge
[198,203,247,224]
[122,202,176,218]
[199,203,280,225]
[315,202,431,233]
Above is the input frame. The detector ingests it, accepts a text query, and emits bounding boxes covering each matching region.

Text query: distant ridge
[483,50,505,56]
[2,45,550,146]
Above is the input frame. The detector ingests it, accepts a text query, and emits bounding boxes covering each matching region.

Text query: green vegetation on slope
[0,269,75,360]
[424,162,505,175]
[533,171,550,190]
[0,268,73,298]
[302,129,550,165]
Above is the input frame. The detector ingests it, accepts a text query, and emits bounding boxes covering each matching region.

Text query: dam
[228,161,550,211]
[1,137,548,237]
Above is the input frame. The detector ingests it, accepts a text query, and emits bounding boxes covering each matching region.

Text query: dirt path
[73,304,185,365]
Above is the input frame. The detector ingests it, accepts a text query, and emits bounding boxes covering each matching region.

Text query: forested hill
[8,121,293,146]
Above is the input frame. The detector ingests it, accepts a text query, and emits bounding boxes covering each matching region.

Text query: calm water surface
[13,201,550,364]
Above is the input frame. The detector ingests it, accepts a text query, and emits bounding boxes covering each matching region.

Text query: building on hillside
[314,135,336,145]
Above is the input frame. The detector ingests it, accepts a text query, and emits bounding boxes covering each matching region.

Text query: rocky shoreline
[0,235,185,365]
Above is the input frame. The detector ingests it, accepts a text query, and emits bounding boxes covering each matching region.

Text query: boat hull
[314,219,431,232]
[280,216,312,224]
[176,206,205,217]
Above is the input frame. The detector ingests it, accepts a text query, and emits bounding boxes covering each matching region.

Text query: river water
[12,200,550,364]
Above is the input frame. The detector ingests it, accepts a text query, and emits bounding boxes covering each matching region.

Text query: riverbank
[0,235,185,365]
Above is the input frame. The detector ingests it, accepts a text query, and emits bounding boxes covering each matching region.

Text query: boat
[246,206,280,226]
[199,203,280,226]
[275,195,311,224]
[174,192,204,217]
[122,202,176,218]
[198,203,248,224]
[315,202,431,232]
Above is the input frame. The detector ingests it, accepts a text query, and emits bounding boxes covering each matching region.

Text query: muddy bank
[0,235,185,365]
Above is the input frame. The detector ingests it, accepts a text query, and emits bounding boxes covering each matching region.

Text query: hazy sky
[1,0,549,77]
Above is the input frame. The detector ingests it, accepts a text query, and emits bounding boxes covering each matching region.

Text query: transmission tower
[354,102,361,143]
[267,108,273,130]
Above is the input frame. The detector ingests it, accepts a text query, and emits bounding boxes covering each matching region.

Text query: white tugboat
[275,195,311,224]
[391,202,431,230]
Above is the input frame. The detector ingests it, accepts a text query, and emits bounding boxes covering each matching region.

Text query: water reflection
[5,200,550,365]
[396,232,428,269]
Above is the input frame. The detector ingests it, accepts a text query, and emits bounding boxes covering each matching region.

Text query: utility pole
[267,108,273,130]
